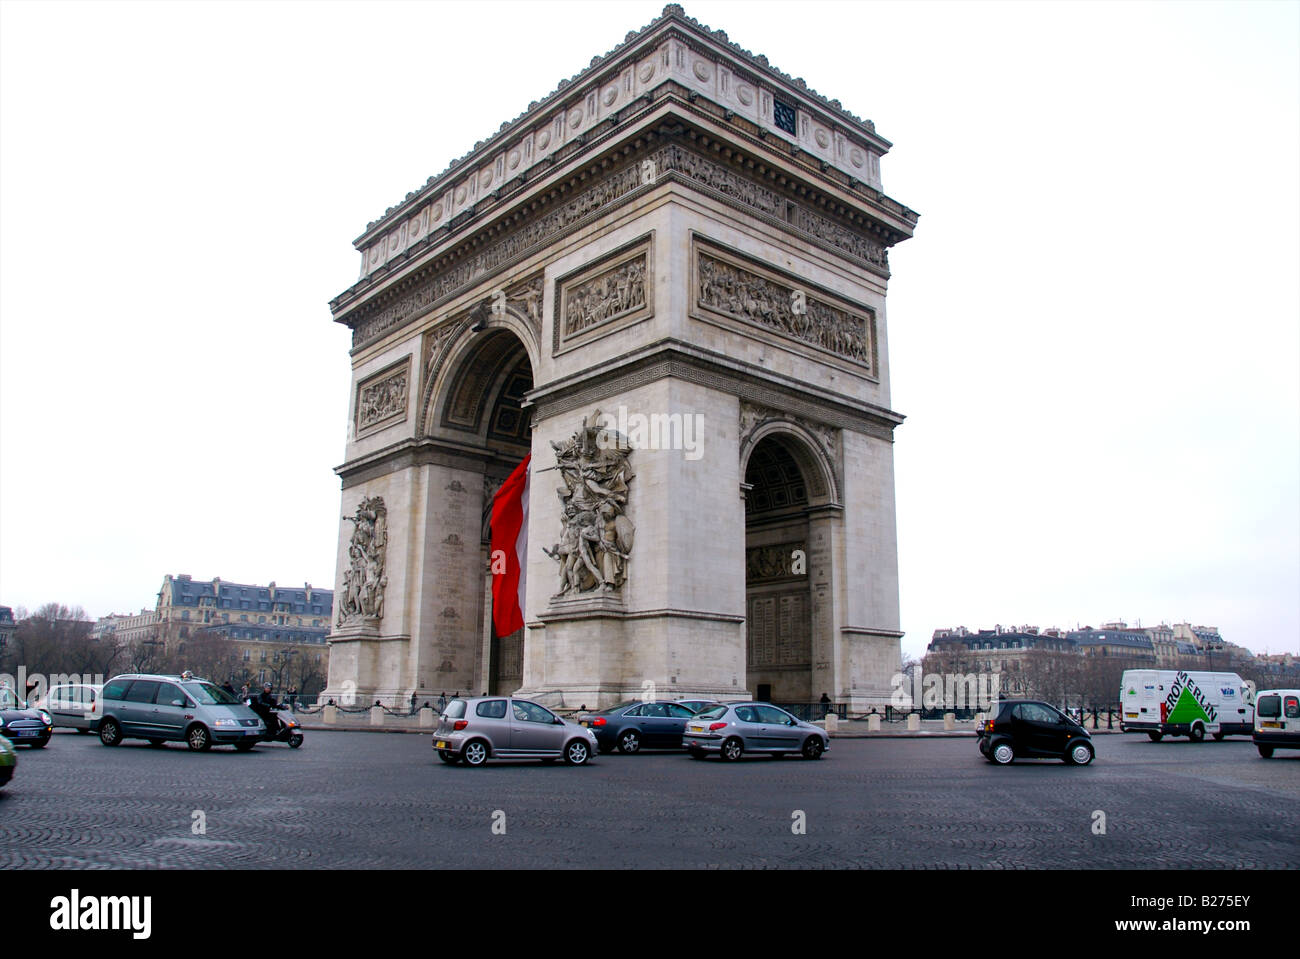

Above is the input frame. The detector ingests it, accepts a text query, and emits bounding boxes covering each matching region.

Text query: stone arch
[739,419,840,508]
[418,304,541,441]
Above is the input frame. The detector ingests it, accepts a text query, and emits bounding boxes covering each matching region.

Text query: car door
[661,703,695,747]
[1013,703,1066,756]
[119,680,160,736]
[509,700,566,754]
[636,702,673,747]
[755,705,804,750]
[150,682,191,740]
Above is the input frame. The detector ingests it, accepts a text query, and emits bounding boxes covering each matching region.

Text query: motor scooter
[244,700,305,748]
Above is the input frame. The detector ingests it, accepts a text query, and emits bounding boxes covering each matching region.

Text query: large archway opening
[743,434,814,704]
[431,324,533,695]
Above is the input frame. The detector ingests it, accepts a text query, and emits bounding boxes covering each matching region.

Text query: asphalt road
[2,729,1296,869]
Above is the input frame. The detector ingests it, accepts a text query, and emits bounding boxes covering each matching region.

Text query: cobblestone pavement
[2,730,1295,869]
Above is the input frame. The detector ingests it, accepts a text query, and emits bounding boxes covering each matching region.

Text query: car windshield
[694,705,728,720]
[182,682,238,705]
[597,701,639,713]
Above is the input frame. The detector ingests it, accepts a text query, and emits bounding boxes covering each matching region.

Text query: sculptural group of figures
[543,417,636,596]
[563,258,646,337]
[698,255,869,362]
[338,496,388,625]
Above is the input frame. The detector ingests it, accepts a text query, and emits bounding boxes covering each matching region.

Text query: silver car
[433,697,598,766]
[682,702,830,761]
[94,674,265,751]
[36,683,102,733]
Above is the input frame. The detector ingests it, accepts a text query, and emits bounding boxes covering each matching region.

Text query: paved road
[2,729,1295,869]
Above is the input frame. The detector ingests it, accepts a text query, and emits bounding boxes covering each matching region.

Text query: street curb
[298,724,1128,738]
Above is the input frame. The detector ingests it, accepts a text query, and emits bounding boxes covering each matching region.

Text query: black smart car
[978,699,1094,765]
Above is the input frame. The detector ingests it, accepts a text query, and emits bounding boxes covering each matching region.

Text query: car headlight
[39,711,52,725]
[214,718,241,727]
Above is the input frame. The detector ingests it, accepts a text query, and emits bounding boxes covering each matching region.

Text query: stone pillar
[419,706,436,727]
[369,705,385,726]
[867,713,881,732]
[943,712,955,731]
[906,712,920,732]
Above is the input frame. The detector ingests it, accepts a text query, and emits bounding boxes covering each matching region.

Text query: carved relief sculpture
[356,365,409,432]
[542,415,635,596]
[698,252,873,367]
[564,256,646,338]
[338,496,388,626]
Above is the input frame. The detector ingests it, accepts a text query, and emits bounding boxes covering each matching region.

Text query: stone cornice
[525,337,904,440]
[333,126,914,352]
[353,5,899,251]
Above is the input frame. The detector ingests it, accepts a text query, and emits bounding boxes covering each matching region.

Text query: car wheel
[99,718,122,747]
[564,739,591,765]
[617,730,641,754]
[1189,723,1205,743]
[234,740,257,752]
[1257,745,1274,759]
[1067,741,1094,765]
[462,740,489,767]
[186,724,212,752]
[289,734,304,749]
[1147,731,1163,742]
[720,737,744,762]
[1212,732,1225,742]
[801,737,825,760]
[438,749,460,764]
[991,741,1015,765]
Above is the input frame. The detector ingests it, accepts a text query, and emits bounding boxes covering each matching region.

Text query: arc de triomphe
[321,4,917,710]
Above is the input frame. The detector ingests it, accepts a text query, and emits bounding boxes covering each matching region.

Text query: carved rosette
[543,413,636,598]
[338,496,388,626]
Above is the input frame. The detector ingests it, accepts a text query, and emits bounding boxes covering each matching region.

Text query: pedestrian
[240,683,250,701]
[436,692,447,713]
[287,686,298,709]
[409,691,418,715]
[819,691,832,716]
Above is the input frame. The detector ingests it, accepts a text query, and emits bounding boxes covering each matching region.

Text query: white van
[35,683,103,733]
[1253,688,1300,758]
[1119,669,1254,742]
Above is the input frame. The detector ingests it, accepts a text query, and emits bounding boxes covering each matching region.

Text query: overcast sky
[1,0,1296,659]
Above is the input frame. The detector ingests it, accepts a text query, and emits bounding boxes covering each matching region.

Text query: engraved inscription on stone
[747,592,810,667]
[356,359,410,434]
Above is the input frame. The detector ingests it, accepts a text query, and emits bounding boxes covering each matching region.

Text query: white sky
[1,0,1296,660]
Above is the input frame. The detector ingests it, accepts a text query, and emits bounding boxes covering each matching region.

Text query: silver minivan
[94,674,265,751]
[433,696,598,766]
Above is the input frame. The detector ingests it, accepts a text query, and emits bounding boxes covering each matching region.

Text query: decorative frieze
[746,542,807,583]
[696,241,876,371]
[355,358,411,435]
[345,144,889,350]
[554,237,653,354]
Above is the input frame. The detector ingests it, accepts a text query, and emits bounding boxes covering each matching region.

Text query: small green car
[0,734,16,788]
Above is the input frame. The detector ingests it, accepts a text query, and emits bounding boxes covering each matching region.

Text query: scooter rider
[254,682,281,739]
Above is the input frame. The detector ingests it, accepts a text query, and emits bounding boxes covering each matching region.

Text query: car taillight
[709,722,728,731]
[453,720,468,731]
[591,717,605,726]
[983,720,994,733]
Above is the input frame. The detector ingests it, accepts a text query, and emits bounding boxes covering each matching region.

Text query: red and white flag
[490,454,530,636]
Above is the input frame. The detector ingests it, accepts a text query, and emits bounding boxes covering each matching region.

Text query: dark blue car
[576,700,699,754]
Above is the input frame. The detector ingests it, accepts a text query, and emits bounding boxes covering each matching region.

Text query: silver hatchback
[682,702,830,761]
[433,697,598,766]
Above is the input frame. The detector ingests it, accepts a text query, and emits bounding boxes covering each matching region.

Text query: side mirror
[553,717,564,725]
[171,699,185,708]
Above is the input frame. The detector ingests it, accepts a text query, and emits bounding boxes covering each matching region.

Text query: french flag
[490,454,530,636]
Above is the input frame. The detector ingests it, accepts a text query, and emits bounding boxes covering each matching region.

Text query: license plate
[1262,722,1281,729]
[246,729,259,735]
[436,740,449,749]
[580,721,590,727]
[1125,712,1138,718]
[688,725,703,733]
[15,730,36,737]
